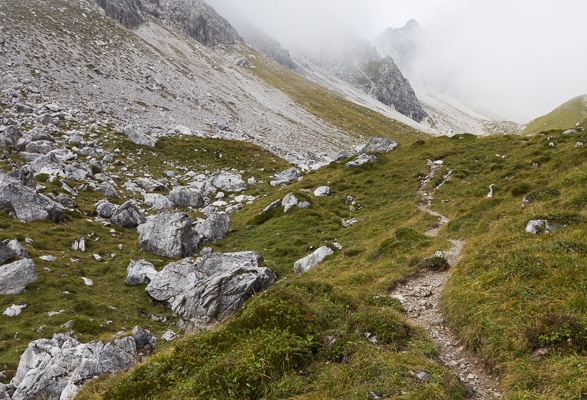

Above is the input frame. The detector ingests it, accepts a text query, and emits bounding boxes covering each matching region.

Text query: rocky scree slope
[0,0,362,167]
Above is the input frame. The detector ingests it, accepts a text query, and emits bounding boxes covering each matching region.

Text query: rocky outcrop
[0,174,64,222]
[124,125,157,147]
[144,193,174,210]
[194,212,230,243]
[96,199,118,218]
[137,211,199,258]
[293,246,333,274]
[6,328,156,400]
[364,57,427,122]
[93,0,243,46]
[146,251,276,332]
[0,259,37,295]
[314,186,331,197]
[169,186,204,208]
[346,154,377,168]
[270,168,299,187]
[356,136,398,154]
[208,172,246,192]
[125,259,158,285]
[111,201,146,228]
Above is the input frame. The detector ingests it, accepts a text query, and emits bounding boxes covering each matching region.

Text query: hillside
[524,95,587,134]
[1,0,587,399]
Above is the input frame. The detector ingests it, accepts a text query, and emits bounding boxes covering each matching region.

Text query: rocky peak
[93,0,243,46]
[373,19,423,73]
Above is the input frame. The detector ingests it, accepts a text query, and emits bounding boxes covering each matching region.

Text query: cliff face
[373,19,421,72]
[295,28,426,122]
[93,0,243,46]
[362,57,427,122]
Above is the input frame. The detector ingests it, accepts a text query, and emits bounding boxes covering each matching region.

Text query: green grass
[524,95,587,134]
[78,127,587,399]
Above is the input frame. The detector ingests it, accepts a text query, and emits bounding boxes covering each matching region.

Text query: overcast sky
[207,0,587,123]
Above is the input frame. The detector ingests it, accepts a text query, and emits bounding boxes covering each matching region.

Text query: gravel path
[390,160,503,399]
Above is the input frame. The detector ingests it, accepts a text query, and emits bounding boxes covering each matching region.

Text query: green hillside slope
[524,95,587,134]
[77,127,587,399]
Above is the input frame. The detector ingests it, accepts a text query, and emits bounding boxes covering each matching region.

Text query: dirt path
[390,160,503,399]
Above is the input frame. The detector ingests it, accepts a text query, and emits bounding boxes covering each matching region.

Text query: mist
[206,0,587,123]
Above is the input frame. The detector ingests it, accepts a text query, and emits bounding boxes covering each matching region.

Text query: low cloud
[207,0,587,122]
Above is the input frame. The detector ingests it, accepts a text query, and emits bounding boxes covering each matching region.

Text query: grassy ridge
[524,95,587,134]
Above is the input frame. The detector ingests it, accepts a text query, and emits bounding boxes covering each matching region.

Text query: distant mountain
[524,95,587,134]
[373,20,523,135]
[372,18,421,72]
[290,27,427,122]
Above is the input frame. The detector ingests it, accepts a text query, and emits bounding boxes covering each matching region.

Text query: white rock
[3,304,27,317]
[314,186,331,197]
[293,246,334,274]
[282,193,299,213]
[81,277,94,286]
[39,255,57,262]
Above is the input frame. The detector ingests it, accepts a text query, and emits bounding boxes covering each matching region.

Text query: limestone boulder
[146,251,276,332]
[0,174,65,222]
[0,259,37,295]
[169,186,204,208]
[111,201,146,228]
[194,212,230,243]
[137,211,198,258]
[125,259,158,285]
[270,167,299,187]
[293,246,333,274]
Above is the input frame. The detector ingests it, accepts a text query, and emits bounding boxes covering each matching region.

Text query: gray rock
[356,137,398,154]
[270,167,299,187]
[7,240,30,259]
[314,186,331,197]
[208,172,246,192]
[57,193,78,208]
[526,220,561,234]
[96,199,118,218]
[15,103,34,114]
[111,201,146,228]
[96,183,120,198]
[124,125,157,147]
[25,140,54,154]
[335,151,350,161]
[131,326,157,351]
[0,241,15,265]
[3,304,27,317]
[125,259,157,285]
[144,193,174,210]
[71,238,87,252]
[9,329,150,400]
[262,199,281,214]
[29,152,65,177]
[39,255,57,262]
[194,212,230,242]
[7,168,34,188]
[282,193,299,213]
[0,259,37,295]
[169,186,204,208]
[161,330,178,342]
[135,177,167,192]
[297,201,311,209]
[563,129,578,135]
[137,211,198,258]
[65,164,91,181]
[293,246,333,274]
[247,176,257,185]
[346,154,377,168]
[0,174,65,222]
[146,251,276,332]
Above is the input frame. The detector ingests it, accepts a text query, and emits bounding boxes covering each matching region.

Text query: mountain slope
[523,94,587,134]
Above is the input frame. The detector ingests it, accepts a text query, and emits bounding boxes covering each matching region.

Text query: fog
[207,0,587,123]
